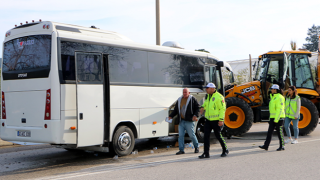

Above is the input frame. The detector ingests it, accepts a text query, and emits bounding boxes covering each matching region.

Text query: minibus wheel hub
[118,132,131,150]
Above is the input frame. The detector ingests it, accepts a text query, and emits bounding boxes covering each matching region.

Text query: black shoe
[198,153,210,159]
[277,147,285,151]
[259,145,268,151]
[194,148,199,153]
[221,149,229,157]
[176,150,185,155]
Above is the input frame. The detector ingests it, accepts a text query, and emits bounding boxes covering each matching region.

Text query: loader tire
[297,97,319,136]
[222,97,253,137]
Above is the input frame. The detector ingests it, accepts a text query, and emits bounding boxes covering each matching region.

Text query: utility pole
[249,54,252,82]
[156,0,160,45]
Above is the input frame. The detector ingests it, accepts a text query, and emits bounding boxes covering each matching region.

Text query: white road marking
[35,138,320,180]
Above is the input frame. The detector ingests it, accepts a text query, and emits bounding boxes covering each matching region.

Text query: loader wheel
[297,97,319,136]
[222,97,253,137]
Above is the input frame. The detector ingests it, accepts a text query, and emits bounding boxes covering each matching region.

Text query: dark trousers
[264,118,285,148]
[204,120,228,154]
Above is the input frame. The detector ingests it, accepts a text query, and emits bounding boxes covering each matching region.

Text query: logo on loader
[241,86,256,94]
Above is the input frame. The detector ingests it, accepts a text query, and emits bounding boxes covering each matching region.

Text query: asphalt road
[0,123,319,180]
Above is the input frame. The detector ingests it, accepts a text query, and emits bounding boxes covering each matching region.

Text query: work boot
[277,147,285,151]
[198,153,210,159]
[176,150,185,155]
[221,149,229,157]
[194,148,199,153]
[259,145,268,151]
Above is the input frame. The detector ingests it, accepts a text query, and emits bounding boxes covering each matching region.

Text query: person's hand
[168,117,172,120]
[200,108,204,115]
[218,121,224,126]
[192,116,198,121]
[295,117,298,119]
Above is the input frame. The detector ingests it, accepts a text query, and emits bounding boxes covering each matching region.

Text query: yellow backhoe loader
[222,49,319,137]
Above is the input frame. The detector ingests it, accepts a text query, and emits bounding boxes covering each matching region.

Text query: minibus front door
[75,52,104,147]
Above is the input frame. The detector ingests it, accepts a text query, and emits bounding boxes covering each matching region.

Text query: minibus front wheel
[112,126,135,156]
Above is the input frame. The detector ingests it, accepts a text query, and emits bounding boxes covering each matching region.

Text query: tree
[302,24,320,52]
[195,49,210,53]
[233,67,250,85]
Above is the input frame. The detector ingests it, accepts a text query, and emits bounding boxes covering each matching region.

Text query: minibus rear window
[2,35,51,80]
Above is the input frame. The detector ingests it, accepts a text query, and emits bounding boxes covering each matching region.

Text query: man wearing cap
[168,88,200,155]
[259,84,286,151]
[199,83,228,159]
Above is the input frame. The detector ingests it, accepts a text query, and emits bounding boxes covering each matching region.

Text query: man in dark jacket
[169,88,200,155]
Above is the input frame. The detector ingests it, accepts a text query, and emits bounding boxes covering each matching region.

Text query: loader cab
[255,52,288,105]
[287,53,314,90]
[255,51,314,105]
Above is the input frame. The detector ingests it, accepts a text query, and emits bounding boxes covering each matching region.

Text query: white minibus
[1,21,233,156]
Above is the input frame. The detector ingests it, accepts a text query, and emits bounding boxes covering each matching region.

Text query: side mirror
[230,72,235,83]
[217,61,224,67]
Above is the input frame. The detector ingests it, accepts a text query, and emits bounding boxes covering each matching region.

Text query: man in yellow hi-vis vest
[199,83,228,159]
[259,84,286,151]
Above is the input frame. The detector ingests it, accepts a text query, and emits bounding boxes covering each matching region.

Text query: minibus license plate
[17,131,31,137]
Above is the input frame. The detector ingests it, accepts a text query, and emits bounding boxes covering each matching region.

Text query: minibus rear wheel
[112,126,135,156]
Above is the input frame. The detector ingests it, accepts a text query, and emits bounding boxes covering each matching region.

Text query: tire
[64,148,81,152]
[195,118,206,143]
[148,137,160,142]
[297,97,319,136]
[112,126,135,156]
[195,118,218,144]
[222,97,254,137]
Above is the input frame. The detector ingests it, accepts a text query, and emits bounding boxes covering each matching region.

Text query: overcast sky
[0,0,319,61]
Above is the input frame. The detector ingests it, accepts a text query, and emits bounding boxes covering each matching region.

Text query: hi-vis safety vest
[269,93,285,123]
[201,91,226,121]
[285,95,301,119]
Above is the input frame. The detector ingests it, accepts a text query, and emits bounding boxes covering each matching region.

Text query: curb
[0,139,15,146]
